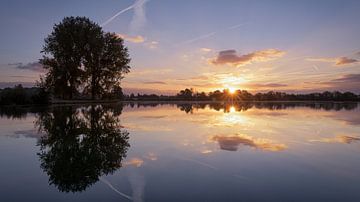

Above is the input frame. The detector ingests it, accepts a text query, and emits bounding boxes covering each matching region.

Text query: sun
[228,87,236,94]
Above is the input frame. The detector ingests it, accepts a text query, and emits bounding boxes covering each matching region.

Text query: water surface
[1,102,360,202]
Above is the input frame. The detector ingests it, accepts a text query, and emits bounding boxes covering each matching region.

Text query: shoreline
[0,100,359,107]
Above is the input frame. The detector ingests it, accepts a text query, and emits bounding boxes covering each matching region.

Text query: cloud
[210,49,286,67]
[142,81,166,84]
[307,57,358,66]
[320,74,360,92]
[336,57,358,65]
[200,48,212,52]
[130,0,148,32]
[249,83,288,88]
[310,135,360,144]
[116,33,145,43]
[10,62,45,72]
[145,41,158,49]
[210,134,287,152]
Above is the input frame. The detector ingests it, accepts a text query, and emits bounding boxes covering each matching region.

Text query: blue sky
[1,0,360,93]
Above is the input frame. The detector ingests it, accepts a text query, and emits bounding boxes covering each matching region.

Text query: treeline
[125,88,360,101]
[0,85,49,105]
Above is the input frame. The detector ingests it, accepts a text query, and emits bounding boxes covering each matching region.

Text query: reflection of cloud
[210,134,287,152]
[128,172,145,202]
[140,115,167,119]
[310,135,360,144]
[116,33,145,43]
[100,177,132,201]
[210,49,285,67]
[13,129,43,139]
[144,152,157,161]
[124,123,173,132]
[201,149,213,154]
[142,81,166,84]
[124,158,144,167]
[178,156,218,170]
[307,57,358,66]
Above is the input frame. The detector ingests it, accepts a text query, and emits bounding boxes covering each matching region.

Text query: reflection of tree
[36,105,129,192]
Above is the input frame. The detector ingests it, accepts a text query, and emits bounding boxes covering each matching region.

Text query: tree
[84,32,130,99]
[40,16,131,100]
[41,17,98,99]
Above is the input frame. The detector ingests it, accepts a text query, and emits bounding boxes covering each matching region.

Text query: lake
[0,102,360,202]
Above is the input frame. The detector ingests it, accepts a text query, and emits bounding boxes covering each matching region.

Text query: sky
[1,0,360,94]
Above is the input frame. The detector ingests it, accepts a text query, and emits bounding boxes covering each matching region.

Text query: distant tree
[177,88,194,100]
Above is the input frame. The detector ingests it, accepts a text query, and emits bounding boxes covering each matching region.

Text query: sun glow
[228,87,237,94]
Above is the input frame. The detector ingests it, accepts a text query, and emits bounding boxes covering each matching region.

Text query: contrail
[101,0,149,27]
[130,0,148,32]
[100,177,133,201]
[177,22,248,46]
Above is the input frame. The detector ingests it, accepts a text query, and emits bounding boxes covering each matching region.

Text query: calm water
[0,102,360,202]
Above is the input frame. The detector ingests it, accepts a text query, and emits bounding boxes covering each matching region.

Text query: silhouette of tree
[41,17,97,99]
[40,16,130,100]
[84,33,130,99]
[36,105,129,192]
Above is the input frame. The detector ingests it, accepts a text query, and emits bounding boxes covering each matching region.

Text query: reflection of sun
[229,106,236,113]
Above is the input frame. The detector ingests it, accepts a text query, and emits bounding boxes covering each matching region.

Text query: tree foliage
[40,16,130,100]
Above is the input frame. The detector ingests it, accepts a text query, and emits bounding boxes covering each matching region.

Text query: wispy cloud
[310,135,360,144]
[9,62,45,72]
[318,74,360,93]
[145,41,158,49]
[200,48,212,52]
[210,49,286,67]
[307,56,358,66]
[116,33,145,43]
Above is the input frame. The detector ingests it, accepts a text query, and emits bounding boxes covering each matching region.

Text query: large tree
[40,16,130,100]
[84,32,130,99]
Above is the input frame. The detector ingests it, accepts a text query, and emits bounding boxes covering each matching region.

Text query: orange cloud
[210,134,287,152]
[307,57,358,66]
[210,49,286,67]
[200,48,212,52]
[336,57,358,65]
[310,135,360,144]
[116,33,145,43]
